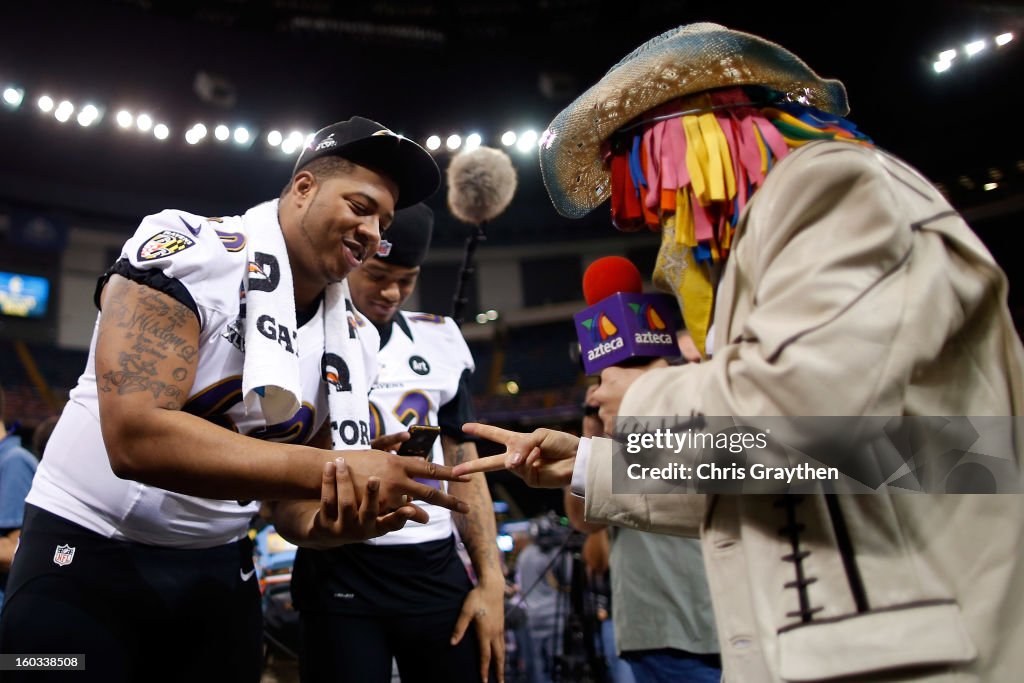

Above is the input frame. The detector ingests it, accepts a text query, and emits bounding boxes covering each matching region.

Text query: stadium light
[37,95,54,113]
[3,87,24,108]
[426,135,441,151]
[54,100,74,123]
[266,130,282,147]
[516,129,538,153]
[136,113,153,132]
[76,104,100,126]
[501,131,517,146]
[965,40,986,56]
[185,124,207,145]
[995,33,1013,47]
[281,131,304,155]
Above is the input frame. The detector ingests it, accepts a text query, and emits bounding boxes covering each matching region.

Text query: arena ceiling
[0,0,1020,244]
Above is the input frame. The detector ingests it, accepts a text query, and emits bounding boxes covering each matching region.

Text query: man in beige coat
[455,23,1024,683]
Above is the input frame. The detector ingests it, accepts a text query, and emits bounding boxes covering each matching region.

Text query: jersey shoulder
[401,311,474,372]
[119,208,249,315]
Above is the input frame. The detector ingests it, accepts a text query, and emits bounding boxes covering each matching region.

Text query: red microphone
[583,256,644,306]
[574,257,679,374]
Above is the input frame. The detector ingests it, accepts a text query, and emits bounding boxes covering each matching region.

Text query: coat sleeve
[585,143,917,533]
[583,436,704,537]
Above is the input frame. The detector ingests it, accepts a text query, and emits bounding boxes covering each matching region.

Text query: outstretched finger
[334,457,357,524]
[479,638,492,683]
[320,459,339,524]
[450,603,474,646]
[452,454,508,477]
[398,481,470,514]
[358,476,381,528]
[402,459,470,483]
[462,422,518,446]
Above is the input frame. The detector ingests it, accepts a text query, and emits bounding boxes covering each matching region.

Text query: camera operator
[514,514,572,683]
[515,512,610,683]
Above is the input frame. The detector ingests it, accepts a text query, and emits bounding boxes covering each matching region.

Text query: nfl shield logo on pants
[53,543,75,567]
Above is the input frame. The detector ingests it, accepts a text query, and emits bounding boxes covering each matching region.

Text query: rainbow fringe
[606,89,873,356]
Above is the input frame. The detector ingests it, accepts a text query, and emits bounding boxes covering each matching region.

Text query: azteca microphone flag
[575,256,680,374]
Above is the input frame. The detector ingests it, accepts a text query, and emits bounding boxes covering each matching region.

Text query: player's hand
[593,358,668,428]
[340,450,471,514]
[452,424,579,488]
[305,458,421,546]
[371,431,410,453]
[451,583,506,683]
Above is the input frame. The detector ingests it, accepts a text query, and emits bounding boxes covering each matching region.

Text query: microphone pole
[451,222,487,327]
[445,146,517,327]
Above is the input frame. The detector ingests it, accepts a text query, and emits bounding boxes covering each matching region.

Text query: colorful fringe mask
[605,88,872,357]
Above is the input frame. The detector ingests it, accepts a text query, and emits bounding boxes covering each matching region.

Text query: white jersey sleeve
[111,209,248,329]
[26,208,278,549]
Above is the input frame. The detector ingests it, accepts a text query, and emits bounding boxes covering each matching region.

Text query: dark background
[0,0,1020,245]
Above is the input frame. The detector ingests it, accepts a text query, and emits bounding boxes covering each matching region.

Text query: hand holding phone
[397,424,441,457]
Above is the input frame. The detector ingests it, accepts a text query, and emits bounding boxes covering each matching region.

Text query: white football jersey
[364,311,475,546]
[28,205,378,549]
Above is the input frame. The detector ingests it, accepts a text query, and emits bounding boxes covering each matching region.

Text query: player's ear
[290,171,317,205]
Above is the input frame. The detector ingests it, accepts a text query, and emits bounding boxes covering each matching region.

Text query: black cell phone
[397,425,441,457]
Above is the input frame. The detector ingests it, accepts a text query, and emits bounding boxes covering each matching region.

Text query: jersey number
[368,390,433,440]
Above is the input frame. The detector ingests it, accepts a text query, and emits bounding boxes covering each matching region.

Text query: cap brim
[332,136,441,209]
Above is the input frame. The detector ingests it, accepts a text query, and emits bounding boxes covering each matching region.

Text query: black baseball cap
[293,117,440,208]
[376,203,433,268]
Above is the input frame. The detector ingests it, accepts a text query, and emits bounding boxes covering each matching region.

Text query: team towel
[241,199,372,449]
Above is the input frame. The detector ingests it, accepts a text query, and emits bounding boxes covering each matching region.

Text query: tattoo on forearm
[453,464,502,575]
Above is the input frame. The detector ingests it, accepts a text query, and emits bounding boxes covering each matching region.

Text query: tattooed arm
[444,436,505,683]
[94,275,470,511]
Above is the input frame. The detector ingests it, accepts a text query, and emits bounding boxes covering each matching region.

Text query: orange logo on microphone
[628,302,667,331]
[582,313,619,341]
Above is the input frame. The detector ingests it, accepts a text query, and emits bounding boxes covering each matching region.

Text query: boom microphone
[574,256,680,374]
[445,147,517,325]
[446,146,518,225]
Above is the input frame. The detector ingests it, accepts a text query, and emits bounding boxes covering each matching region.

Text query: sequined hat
[539,22,848,219]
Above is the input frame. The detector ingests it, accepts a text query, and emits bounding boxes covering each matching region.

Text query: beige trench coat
[583,141,1024,682]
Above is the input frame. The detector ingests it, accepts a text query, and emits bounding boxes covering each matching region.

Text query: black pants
[0,505,262,683]
[299,607,484,683]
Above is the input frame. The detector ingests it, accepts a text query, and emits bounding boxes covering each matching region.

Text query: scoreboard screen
[0,271,50,318]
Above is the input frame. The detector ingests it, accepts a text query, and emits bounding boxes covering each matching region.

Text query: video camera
[530,511,585,552]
